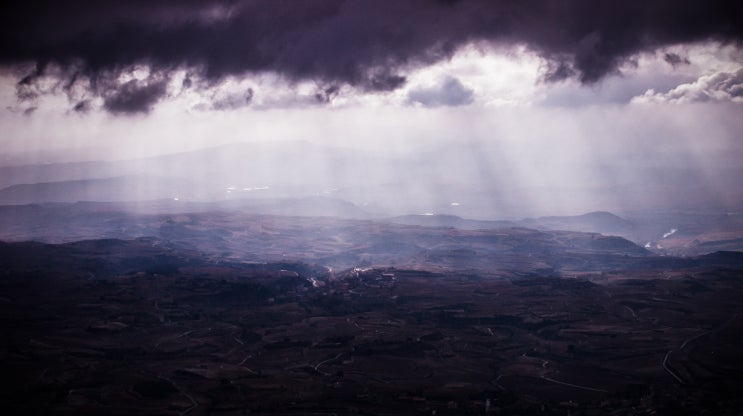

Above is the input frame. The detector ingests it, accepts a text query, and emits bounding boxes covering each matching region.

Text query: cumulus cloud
[1,0,742,113]
[210,87,254,111]
[408,76,474,107]
[633,68,743,103]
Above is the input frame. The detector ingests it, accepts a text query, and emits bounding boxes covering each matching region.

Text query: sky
[0,0,742,216]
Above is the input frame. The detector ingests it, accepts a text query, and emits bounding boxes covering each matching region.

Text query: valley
[1,209,742,415]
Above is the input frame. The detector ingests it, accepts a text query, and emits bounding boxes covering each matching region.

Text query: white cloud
[632,68,743,104]
[413,44,542,107]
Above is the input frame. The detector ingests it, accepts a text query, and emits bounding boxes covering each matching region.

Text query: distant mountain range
[2,140,742,219]
[0,141,398,193]
[0,175,191,205]
[1,193,742,257]
[1,140,742,256]
[388,211,636,237]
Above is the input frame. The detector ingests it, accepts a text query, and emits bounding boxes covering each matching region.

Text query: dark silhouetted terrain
[1,236,742,415]
[1,202,743,415]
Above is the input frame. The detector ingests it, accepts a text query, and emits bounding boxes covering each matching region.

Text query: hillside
[1,237,742,415]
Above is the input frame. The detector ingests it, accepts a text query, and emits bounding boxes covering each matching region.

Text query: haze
[1,1,742,218]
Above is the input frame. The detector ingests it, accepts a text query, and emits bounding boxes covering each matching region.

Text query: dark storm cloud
[72,100,91,113]
[1,0,741,113]
[314,85,341,104]
[663,53,691,67]
[103,79,168,115]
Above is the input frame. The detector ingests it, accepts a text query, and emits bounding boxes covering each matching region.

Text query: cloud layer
[2,0,742,113]
[634,68,743,103]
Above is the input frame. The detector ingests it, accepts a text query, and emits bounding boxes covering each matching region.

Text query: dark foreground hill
[1,237,743,415]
